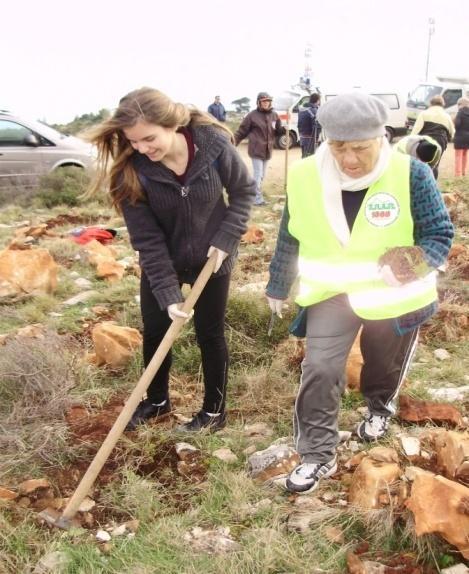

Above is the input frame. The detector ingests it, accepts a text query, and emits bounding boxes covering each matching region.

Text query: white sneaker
[356,412,390,441]
[285,457,337,494]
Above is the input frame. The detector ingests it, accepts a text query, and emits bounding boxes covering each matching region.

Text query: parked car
[0,110,95,189]
[406,76,469,128]
[273,88,408,149]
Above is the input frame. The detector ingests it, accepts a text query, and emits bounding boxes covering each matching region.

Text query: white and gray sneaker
[356,412,390,441]
[285,457,338,494]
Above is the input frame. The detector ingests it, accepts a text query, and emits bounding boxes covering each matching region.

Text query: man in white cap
[265,92,454,494]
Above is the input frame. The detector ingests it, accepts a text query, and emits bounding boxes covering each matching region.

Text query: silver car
[0,111,95,189]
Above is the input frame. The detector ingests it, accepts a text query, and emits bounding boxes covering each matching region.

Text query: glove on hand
[379,264,402,287]
[266,296,285,318]
[207,246,229,273]
[167,303,193,323]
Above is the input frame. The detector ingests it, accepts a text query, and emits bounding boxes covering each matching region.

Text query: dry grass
[0,333,81,476]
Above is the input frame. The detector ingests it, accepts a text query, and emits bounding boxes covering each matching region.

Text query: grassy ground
[0,169,467,573]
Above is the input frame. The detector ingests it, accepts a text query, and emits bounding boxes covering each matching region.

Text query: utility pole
[425,18,435,81]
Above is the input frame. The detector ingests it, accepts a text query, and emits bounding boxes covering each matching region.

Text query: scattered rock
[183,526,241,554]
[349,456,401,509]
[0,247,58,298]
[247,444,300,483]
[63,290,99,306]
[243,445,257,456]
[399,436,420,457]
[212,448,238,463]
[33,550,70,573]
[404,466,434,481]
[324,525,344,544]
[88,321,142,368]
[406,473,469,558]
[348,440,360,453]
[287,497,326,533]
[346,333,363,391]
[15,323,47,339]
[434,348,451,361]
[428,386,469,402]
[0,487,17,500]
[77,497,96,513]
[96,530,112,542]
[434,430,469,481]
[344,451,367,470]
[175,442,199,461]
[18,478,51,495]
[338,430,352,442]
[441,564,469,574]
[74,277,93,289]
[367,447,399,464]
[399,394,464,428]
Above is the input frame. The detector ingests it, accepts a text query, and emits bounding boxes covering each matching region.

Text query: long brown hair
[85,87,232,209]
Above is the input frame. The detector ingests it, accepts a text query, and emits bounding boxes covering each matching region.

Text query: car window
[443,89,462,107]
[0,120,32,146]
[373,94,399,109]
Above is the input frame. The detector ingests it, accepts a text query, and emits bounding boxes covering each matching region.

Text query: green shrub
[36,166,90,208]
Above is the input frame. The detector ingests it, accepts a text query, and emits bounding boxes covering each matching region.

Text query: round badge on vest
[365,192,400,227]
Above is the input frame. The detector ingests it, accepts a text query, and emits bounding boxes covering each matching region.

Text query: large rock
[345,333,363,391]
[348,455,401,509]
[398,394,464,428]
[406,473,469,559]
[247,444,300,483]
[434,430,469,481]
[0,247,57,298]
[83,240,125,281]
[88,322,142,368]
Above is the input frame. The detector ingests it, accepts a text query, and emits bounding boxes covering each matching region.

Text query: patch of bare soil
[45,213,110,229]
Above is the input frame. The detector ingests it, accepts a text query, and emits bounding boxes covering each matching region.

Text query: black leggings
[140,271,230,413]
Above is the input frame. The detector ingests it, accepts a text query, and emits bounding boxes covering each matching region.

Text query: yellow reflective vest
[287,152,438,319]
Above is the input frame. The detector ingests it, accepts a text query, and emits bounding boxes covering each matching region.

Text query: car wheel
[385,127,394,143]
[276,131,297,150]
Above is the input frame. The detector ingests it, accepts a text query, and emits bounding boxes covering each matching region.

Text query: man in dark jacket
[234,92,282,205]
[208,96,226,122]
[298,93,321,158]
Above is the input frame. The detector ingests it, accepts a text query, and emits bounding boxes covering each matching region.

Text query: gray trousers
[294,294,418,464]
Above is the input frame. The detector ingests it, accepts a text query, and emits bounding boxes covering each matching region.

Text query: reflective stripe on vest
[287,153,438,320]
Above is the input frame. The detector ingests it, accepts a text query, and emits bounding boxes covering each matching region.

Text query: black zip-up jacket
[121,124,256,309]
[454,107,469,149]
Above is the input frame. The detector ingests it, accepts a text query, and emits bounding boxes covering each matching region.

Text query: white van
[406,76,469,127]
[272,89,408,149]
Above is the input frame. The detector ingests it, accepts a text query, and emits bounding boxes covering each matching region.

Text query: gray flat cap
[317,92,388,141]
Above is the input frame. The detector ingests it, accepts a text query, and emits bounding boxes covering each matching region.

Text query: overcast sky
[3,0,468,123]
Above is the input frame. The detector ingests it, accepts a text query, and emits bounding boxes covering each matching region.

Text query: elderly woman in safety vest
[266,92,453,494]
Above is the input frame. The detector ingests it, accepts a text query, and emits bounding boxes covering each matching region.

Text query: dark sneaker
[285,457,337,494]
[356,412,390,442]
[125,398,171,431]
[177,410,226,433]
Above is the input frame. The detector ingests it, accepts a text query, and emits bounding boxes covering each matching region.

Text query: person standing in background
[411,95,454,179]
[234,92,282,206]
[208,96,226,122]
[453,97,469,177]
[298,93,321,158]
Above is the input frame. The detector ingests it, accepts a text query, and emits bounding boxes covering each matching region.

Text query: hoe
[39,253,217,529]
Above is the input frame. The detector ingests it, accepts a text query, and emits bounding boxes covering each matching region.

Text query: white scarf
[314,137,391,246]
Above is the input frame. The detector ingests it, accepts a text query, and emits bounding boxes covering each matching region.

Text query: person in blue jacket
[208,96,226,122]
[298,93,321,158]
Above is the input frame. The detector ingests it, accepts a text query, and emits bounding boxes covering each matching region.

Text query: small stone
[441,564,469,574]
[213,448,238,463]
[124,519,139,533]
[18,478,51,495]
[96,530,111,542]
[404,466,434,481]
[428,386,469,402]
[175,442,199,461]
[434,348,451,361]
[74,277,93,289]
[78,497,96,513]
[243,445,257,456]
[111,524,127,537]
[324,525,344,544]
[63,290,99,306]
[33,550,70,573]
[0,487,17,500]
[338,430,352,442]
[348,440,360,453]
[399,436,420,457]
